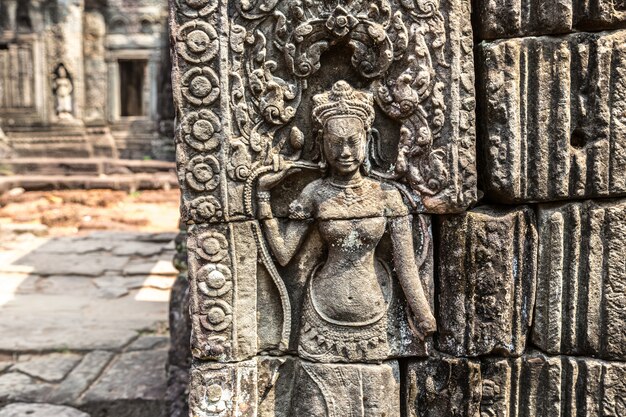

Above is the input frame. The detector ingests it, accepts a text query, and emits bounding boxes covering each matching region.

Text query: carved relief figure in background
[53,64,74,120]
[257,81,436,363]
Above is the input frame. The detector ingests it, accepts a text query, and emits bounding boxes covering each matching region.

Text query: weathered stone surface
[0,403,89,417]
[475,0,626,39]
[10,253,129,277]
[187,216,434,362]
[11,353,82,383]
[80,350,166,416]
[436,206,537,356]
[405,353,626,416]
[0,372,53,405]
[533,199,626,360]
[171,0,476,218]
[166,227,191,417]
[123,258,179,276]
[478,30,626,203]
[127,335,169,352]
[189,357,400,417]
[406,356,481,416]
[45,351,114,404]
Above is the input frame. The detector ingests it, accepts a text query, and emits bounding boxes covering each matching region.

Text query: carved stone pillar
[170,0,475,414]
[52,0,86,122]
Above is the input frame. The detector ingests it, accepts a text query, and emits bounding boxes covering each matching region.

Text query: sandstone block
[406,353,626,417]
[478,30,626,203]
[533,199,626,360]
[171,0,477,218]
[475,0,626,39]
[187,217,434,362]
[189,357,400,417]
[406,357,482,416]
[436,206,537,356]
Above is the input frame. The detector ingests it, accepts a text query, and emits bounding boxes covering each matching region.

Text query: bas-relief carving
[173,0,476,223]
[257,82,436,363]
[171,0,473,415]
[53,64,74,120]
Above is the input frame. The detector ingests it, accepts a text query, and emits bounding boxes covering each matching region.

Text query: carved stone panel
[189,357,400,417]
[187,216,434,362]
[478,30,626,203]
[533,199,626,361]
[436,206,537,357]
[171,0,477,220]
[475,0,626,40]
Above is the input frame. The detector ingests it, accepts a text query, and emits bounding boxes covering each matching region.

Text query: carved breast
[310,217,389,325]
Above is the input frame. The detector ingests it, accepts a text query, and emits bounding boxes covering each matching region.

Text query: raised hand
[258,154,302,192]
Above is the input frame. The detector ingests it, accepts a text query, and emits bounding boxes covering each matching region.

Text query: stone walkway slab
[0,226,176,416]
[0,403,90,417]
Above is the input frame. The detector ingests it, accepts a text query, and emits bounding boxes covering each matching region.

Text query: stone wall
[0,0,174,161]
[168,0,626,415]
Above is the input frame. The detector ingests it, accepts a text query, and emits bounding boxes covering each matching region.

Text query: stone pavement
[0,228,178,416]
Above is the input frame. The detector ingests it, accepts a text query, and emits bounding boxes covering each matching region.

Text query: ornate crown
[312,81,375,129]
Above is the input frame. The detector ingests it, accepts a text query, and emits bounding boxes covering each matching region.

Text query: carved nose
[341,146,351,158]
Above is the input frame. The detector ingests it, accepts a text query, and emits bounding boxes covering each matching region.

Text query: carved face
[322,116,367,176]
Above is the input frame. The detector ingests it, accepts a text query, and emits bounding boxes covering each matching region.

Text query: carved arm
[258,191,312,267]
[389,215,437,337]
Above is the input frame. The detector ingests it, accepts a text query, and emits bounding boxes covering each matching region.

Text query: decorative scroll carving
[219,0,474,213]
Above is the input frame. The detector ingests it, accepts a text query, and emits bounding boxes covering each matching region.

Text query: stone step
[0,158,175,177]
[0,173,178,193]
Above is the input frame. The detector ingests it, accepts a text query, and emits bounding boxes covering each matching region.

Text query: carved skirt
[298,277,390,363]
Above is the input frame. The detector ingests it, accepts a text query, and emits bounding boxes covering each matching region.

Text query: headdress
[312,81,375,129]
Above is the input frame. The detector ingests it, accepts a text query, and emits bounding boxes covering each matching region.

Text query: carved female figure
[53,65,73,119]
[257,81,436,363]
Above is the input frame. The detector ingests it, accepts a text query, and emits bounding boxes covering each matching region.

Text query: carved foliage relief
[172,0,476,224]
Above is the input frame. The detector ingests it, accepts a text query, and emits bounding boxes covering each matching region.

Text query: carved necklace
[330,178,365,206]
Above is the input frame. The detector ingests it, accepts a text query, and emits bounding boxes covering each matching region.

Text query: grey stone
[405,356,481,416]
[405,353,626,416]
[37,276,100,296]
[478,30,626,203]
[127,336,169,351]
[12,253,129,277]
[123,259,178,276]
[188,216,434,362]
[0,0,173,160]
[92,276,146,291]
[475,0,626,39]
[189,357,400,417]
[96,286,129,299]
[81,350,167,403]
[137,233,177,243]
[436,206,537,357]
[112,242,166,257]
[45,351,114,404]
[0,373,52,404]
[0,403,89,417]
[166,262,190,417]
[36,238,115,255]
[11,353,82,383]
[173,0,476,221]
[533,199,626,360]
